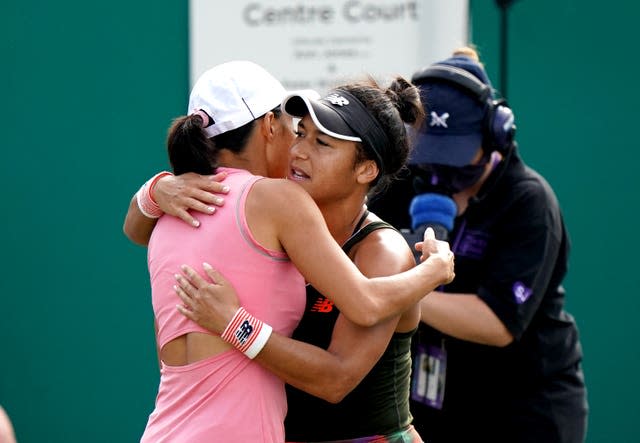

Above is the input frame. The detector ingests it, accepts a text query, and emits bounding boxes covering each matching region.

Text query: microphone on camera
[410,192,457,241]
[403,193,456,263]
[402,193,455,262]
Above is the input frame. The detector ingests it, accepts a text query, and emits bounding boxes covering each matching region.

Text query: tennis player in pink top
[125,61,454,442]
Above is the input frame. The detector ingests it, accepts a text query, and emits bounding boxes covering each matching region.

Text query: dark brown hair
[338,76,425,194]
[166,113,260,175]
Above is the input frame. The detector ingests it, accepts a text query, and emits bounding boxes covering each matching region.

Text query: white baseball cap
[188,60,287,138]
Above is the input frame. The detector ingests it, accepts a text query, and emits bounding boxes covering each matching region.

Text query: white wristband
[135,171,173,219]
[220,307,273,359]
[244,323,273,359]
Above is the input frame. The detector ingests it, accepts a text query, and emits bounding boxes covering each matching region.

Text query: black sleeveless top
[284,217,417,441]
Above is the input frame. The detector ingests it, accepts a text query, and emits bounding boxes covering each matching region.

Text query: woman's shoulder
[248,178,324,228]
[353,217,415,274]
[250,177,314,204]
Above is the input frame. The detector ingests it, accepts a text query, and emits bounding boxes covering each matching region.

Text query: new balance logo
[430,111,450,128]
[326,94,349,106]
[235,320,253,344]
[310,297,334,313]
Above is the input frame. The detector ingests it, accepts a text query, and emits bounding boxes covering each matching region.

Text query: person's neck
[316,194,369,245]
[217,145,268,177]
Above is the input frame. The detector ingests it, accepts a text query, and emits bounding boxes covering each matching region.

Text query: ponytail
[387,76,425,128]
[166,112,218,175]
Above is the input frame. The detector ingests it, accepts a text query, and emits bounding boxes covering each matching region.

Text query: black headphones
[412,64,516,155]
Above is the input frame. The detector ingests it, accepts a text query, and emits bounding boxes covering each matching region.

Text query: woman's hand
[416,227,455,285]
[154,171,230,227]
[174,263,241,333]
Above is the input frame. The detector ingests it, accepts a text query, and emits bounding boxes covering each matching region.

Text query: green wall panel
[1,2,187,442]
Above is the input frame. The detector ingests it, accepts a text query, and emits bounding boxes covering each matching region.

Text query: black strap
[343,220,398,254]
[352,209,370,234]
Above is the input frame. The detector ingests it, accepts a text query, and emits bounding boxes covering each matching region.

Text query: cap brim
[409,131,482,167]
[282,94,362,142]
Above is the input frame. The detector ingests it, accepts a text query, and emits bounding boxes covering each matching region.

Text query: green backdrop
[2,1,638,442]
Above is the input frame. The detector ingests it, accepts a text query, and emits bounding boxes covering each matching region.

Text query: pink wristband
[136,171,173,218]
[221,307,273,359]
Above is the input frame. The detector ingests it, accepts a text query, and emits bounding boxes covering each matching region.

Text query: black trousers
[412,364,588,443]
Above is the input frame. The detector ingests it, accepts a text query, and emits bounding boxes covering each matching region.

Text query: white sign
[190,1,468,93]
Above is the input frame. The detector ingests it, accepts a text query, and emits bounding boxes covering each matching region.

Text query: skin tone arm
[122,171,229,246]
[412,167,512,347]
[0,406,16,443]
[175,229,418,403]
[419,293,513,346]
[124,196,159,246]
[240,178,453,327]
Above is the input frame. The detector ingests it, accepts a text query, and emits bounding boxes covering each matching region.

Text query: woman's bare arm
[245,178,454,327]
[176,230,417,402]
[420,291,513,346]
[123,171,229,245]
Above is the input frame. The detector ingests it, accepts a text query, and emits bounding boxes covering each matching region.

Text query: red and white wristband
[136,171,174,218]
[220,307,273,359]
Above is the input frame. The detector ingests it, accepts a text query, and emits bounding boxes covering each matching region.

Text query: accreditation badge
[411,343,447,409]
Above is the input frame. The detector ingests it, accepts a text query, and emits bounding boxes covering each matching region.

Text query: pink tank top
[141,167,306,442]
